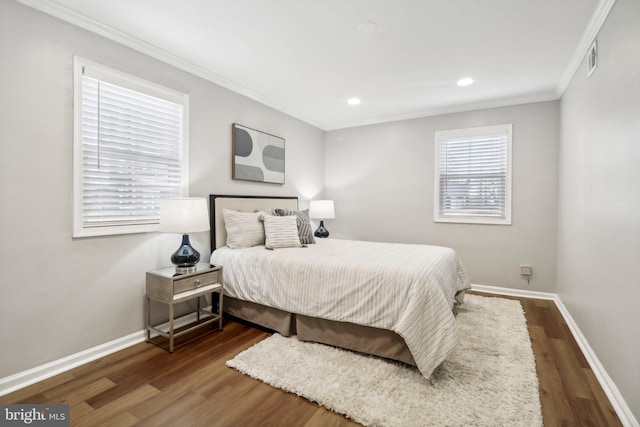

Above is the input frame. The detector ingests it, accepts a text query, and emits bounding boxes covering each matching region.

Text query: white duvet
[210,238,471,378]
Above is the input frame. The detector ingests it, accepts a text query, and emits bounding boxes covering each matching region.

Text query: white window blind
[434,124,512,225]
[73,57,189,237]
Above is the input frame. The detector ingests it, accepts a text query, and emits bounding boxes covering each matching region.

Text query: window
[73,57,189,237]
[434,124,512,225]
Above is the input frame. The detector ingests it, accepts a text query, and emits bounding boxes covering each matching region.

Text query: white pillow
[223,209,266,249]
[262,215,302,249]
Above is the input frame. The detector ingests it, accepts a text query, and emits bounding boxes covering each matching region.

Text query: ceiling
[22,0,608,130]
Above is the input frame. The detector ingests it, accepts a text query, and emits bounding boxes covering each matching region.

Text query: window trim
[434,124,512,225]
[73,57,190,238]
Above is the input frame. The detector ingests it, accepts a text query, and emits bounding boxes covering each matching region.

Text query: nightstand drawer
[174,271,219,294]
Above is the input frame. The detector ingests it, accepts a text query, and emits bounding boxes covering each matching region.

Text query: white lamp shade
[159,198,210,233]
[309,200,335,220]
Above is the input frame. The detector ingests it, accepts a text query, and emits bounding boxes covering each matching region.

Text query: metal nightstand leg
[145,297,151,343]
[169,303,175,353]
[218,290,224,330]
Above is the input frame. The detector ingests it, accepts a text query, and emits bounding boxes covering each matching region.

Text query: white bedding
[210,238,471,378]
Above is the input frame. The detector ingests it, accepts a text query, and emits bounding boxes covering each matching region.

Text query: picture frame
[232,123,285,184]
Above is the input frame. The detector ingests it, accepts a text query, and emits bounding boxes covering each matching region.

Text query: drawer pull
[195,279,202,288]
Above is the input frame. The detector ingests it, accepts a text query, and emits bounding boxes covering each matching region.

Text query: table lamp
[309,200,335,238]
[159,198,210,274]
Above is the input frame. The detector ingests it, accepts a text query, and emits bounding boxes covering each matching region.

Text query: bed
[209,194,471,378]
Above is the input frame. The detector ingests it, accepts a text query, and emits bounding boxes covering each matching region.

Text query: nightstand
[145,263,223,352]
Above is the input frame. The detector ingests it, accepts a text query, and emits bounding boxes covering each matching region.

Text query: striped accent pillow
[262,215,302,249]
[275,209,316,245]
[223,209,266,249]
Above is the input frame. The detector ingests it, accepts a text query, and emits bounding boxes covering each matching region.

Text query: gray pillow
[275,208,316,245]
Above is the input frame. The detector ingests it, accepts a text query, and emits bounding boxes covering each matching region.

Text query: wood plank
[1,294,624,426]
[74,384,161,427]
[303,408,360,427]
[528,324,576,426]
[133,391,206,427]
[583,367,622,426]
[1,371,76,403]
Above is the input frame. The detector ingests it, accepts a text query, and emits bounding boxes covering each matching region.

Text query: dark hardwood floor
[1,293,622,426]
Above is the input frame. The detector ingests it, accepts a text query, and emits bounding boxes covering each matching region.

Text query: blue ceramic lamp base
[171,233,201,274]
[314,220,329,238]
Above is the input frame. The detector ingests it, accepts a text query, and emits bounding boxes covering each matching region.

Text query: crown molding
[556,0,617,96]
[15,0,325,130]
[16,0,615,132]
[325,91,559,131]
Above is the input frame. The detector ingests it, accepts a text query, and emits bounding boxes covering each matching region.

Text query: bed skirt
[224,296,416,366]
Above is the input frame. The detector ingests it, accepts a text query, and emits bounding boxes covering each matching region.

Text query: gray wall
[558,0,640,420]
[2,0,637,420]
[0,0,324,379]
[325,101,559,292]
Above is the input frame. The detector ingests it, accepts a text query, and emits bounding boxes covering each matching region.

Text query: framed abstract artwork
[232,123,285,184]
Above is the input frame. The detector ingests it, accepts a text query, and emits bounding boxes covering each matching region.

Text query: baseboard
[473,283,639,427]
[552,298,639,427]
[471,283,557,300]
[1,291,638,427]
[0,331,145,398]
[0,311,203,398]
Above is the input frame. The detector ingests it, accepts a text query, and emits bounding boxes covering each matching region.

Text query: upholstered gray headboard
[209,194,299,251]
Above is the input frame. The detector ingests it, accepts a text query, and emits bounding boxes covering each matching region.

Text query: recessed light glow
[357,22,378,33]
[347,98,361,105]
[457,77,474,87]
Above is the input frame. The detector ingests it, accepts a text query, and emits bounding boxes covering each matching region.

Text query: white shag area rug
[226,295,543,427]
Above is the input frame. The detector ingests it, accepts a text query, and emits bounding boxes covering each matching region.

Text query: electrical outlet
[520,265,532,276]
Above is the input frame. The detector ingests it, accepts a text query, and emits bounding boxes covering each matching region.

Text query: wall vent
[587,39,598,77]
